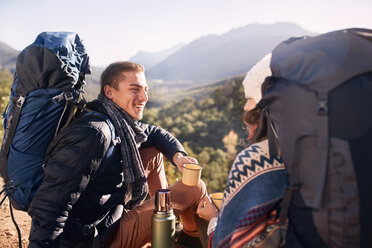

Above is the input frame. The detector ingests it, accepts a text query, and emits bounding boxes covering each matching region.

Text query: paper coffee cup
[209,192,224,210]
[182,163,202,186]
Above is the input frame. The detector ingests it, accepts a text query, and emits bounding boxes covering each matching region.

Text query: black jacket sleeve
[28,118,111,247]
[139,122,187,164]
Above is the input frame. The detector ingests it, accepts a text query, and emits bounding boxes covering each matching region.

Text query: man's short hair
[100,61,145,94]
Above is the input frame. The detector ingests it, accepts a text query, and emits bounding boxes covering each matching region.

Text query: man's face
[105,71,148,120]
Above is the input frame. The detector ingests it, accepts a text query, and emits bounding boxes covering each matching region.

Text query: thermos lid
[155,189,172,213]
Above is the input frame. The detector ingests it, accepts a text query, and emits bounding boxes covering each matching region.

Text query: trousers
[110,146,207,248]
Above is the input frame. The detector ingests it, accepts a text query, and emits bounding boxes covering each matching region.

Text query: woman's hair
[243,106,267,144]
[242,76,276,145]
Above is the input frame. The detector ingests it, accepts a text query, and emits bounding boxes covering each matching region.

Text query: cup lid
[154,189,172,213]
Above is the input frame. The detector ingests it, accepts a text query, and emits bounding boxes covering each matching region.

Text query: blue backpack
[0,32,95,211]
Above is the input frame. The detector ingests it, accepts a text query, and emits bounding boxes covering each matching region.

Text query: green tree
[0,67,13,139]
[143,76,247,192]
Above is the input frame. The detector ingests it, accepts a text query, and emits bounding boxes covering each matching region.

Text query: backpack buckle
[52,93,65,103]
[113,137,121,146]
[317,99,328,115]
[64,91,74,101]
[16,95,25,108]
[5,180,16,193]
[52,92,74,103]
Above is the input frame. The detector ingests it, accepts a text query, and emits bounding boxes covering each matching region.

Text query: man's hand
[172,152,198,173]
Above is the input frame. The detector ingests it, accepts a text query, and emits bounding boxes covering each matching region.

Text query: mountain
[0,22,317,103]
[84,66,104,100]
[0,42,18,73]
[129,43,184,70]
[146,22,316,84]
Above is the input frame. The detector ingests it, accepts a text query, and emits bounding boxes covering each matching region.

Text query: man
[28,61,207,248]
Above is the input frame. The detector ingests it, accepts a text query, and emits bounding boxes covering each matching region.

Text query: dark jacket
[28,102,185,248]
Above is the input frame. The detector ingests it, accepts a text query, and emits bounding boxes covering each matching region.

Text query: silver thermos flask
[151,189,176,248]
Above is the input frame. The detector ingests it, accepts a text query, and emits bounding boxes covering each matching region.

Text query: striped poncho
[209,139,287,248]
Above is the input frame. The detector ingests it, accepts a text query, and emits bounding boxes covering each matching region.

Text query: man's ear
[104,85,113,99]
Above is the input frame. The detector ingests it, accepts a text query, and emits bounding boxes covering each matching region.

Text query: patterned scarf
[97,94,148,209]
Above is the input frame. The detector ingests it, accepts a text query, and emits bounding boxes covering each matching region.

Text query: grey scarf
[97,94,148,209]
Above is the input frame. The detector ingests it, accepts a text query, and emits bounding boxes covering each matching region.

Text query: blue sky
[1,0,371,66]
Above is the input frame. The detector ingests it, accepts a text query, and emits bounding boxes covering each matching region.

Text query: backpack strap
[256,99,280,158]
[312,91,329,208]
[93,113,119,178]
[9,201,22,248]
[259,77,281,158]
[278,184,301,246]
[0,95,26,184]
[72,110,119,246]
[78,110,120,178]
[53,91,82,137]
[264,106,280,158]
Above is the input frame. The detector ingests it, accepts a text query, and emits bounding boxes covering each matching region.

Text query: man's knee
[171,179,207,207]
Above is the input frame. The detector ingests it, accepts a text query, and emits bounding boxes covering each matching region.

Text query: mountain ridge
[146,22,316,83]
[129,43,184,70]
[0,22,317,102]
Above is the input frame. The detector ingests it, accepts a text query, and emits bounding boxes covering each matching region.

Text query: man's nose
[138,89,148,101]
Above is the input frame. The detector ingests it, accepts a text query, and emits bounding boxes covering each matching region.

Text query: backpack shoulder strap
[72,111,120,244]
[79,110,120,178]
[277,184,301,246]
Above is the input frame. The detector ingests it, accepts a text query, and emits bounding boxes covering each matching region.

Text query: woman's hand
[196,196,219,221]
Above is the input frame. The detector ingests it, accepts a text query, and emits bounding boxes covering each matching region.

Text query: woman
[197,54,287,248]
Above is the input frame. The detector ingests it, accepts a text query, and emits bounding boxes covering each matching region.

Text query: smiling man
[102,63,148,120]
[28,61,207,248]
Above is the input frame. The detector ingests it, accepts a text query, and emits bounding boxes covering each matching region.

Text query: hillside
[147,74,245,106]
[84,66,104,101]
[146,22,316,83]
[0,42,18,73]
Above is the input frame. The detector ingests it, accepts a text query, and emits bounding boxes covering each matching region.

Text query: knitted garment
[210,139,287,248]
[97,94,148,209]
[242,53,272,103]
